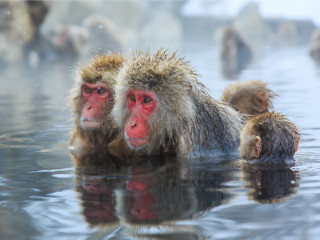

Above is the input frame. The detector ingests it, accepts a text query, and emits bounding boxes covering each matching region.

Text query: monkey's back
[191,97,244,157]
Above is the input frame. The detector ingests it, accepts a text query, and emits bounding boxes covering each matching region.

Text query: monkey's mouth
[125,134,148,148]
[80,117,100,128]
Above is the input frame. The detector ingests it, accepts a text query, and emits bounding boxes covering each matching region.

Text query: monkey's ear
[254,136,262,158]
[295,136,300,153]
[254,92,268,113]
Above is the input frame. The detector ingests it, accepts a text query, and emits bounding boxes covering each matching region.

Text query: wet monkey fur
[111,50,244,158]
[70,53,124,151]
[239,111,300,162]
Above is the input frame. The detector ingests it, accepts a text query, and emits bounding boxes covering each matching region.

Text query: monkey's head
[222,27,239,48]
[112,50,201,155]
[72,53,124,135]
[221,80,276,116]
[239,112,300,162]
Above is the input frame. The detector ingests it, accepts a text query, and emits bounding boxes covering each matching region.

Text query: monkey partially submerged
[239,112,300,163]
[221,79,276,116]
[70,53,124,151]
[111,50,243,158]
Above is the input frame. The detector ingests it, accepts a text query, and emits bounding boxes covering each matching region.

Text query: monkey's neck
[79,127,117,147]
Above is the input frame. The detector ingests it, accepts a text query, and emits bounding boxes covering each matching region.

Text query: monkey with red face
[110,50,244,158]
[70,53,124,152]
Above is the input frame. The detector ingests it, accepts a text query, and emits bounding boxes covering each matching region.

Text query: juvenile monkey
[221,79,276,116]
[70,53,124,151]
[111,50,243,158]
[239,112,300,162]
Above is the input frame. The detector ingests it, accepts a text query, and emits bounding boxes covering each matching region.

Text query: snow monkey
[221,79,276,116]
[111,50,244,158]
[70,53,124,151]
[219,26,253,79]
[239,111,300,162]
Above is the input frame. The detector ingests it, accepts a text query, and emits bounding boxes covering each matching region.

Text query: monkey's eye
[143,97,152,104]
[129,94,136,102]
[83,86,92,94]
[97,87,106,95]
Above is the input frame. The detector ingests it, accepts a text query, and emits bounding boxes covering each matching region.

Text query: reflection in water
[73,150,235,236]
[241,162,300,204]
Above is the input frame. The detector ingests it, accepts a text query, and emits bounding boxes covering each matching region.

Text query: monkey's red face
[80,81,110,128]
[125,90,157,148]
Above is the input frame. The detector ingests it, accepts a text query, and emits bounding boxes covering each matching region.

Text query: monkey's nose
[127,120,137,128]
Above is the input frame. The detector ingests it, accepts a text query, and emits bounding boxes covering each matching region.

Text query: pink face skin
[80,81,110,128]
[125,89,157,148]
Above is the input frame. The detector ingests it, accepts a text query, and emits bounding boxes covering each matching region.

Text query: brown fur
[239,111,300,162]
[221,79,276,115]
[70,53,124,150]
[111,49,244,158]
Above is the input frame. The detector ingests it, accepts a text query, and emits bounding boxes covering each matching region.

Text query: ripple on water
[24,190,96,239]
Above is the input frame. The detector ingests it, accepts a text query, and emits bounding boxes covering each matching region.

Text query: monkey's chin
[80,119,100,128]
[125,135,148,149]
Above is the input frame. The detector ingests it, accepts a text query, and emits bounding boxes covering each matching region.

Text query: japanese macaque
[110,50,243,158]
[46,15,124,63]
[0,1,34,64]
[221,79,276,116]
[309,28,320,63]
[49,25,87,61]
[82,15,125,55]
[69,53,124,152]
[0,1,49,66]
[219,26,252,79]
[239,112,300,163]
